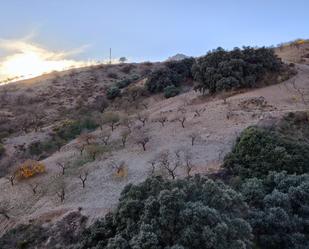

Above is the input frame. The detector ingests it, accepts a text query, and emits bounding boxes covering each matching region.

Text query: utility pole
[109,48,112,64]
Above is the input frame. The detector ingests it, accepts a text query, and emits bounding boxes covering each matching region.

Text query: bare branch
[56,162,66,175]
[79,171,89,188]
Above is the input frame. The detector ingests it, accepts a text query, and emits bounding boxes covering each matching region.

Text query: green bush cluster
[0,212,87,249]
[192,47,282,94]
[145,58,195,93]
[0,224,48,249]
[221,111,309,248]
[223,112,309,178]
[164,85,180,98]
[78,175,252,249]
[241,171,309,249]
[116,75,140,89]
[27,117,98,158]
[52,117,98,141]
[106,86,121,100]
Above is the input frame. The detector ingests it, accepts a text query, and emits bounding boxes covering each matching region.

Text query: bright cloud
[0,37,97,83]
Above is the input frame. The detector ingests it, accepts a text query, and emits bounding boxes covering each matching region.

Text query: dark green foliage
[28,141,45,156]
[0,131,10,141]
[0,212,87,249]
[0,224,49,249]
[165,57,195,79]
[223,112,309,178]
[52,117,98,141]
[145,67,182,93]
[241,172,309,249]
[78,176,252,249]
[192,47,282,94]
[116,79,132,89]
[27,117,98,159]
[0,143,5,157]
[116,75,140,89]
[146,58,195,93]
[164,85,180,98]
[107,86,121,99]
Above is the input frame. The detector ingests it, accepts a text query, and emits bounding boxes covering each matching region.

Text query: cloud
[0,36,96,83]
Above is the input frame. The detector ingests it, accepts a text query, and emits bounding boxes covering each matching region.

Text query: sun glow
[0,37,96,83]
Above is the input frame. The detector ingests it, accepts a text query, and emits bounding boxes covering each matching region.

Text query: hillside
[275,39,309,64]
[0,45,309,248]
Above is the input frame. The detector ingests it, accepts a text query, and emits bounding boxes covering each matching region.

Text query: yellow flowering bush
[17,160,46,179]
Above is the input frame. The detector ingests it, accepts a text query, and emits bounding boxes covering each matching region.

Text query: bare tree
[56,185,65,203]
[135,129,151,151]
[57,162,67,175]
[158,151,180,179]
[121,129,131,147]
[154,115,168,127]
[141,101,149,110]
[147,158,157,176]
[29,108,45,132]
[109,160,127,177]
[193,108,206,118]
[0,200,10,219]
[79,171,89,188]
[174,115,186,128]
[188,132,200,146]
[75,142,86,156]
[121,116,134,131]
[28,182,39,195]
[85,144,105,161]
[78,133,96,145]
[99,130,111,145]
[183,149,194,177]
[220,90,229,104]
[137,113,148,127]
[291,78,307,105]
[5,172,17,186]
[102,112,120,131]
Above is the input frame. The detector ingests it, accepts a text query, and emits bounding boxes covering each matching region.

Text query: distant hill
[166,53,189,61]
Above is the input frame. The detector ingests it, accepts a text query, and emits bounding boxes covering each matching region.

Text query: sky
[0,0,309,80]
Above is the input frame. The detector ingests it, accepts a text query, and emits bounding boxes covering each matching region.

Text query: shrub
[192,47,283,94]
[78,176,252,249]
[241,171,309,249]
[116,76,140,90]
[0,224,49,249]
[28,141,45,156]
[223,112,309,178]
[120,64,135,74]
[102,112,120,131]
[0,143,5,157]
[165,57,195,79]
[107,72,118,79]
[116,79,132,89]
[146,58,195,93]
[17,160,46,179]
[0,212,87,249]
[25,117,100,160]
[146,67,181,93]
[53,117,98,142]
[107,86,121,99]
[164,85,180,98]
